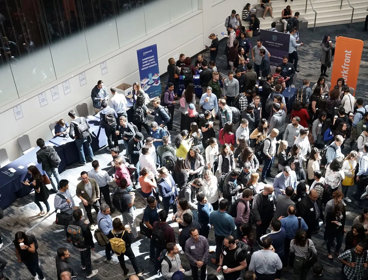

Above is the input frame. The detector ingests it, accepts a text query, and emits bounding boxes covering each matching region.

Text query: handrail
[306,0,317,31]
[345,0,355,24]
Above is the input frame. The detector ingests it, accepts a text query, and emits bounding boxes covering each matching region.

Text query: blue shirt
[151,128,168,149]
[209,210,235,237]
[281,215,308,239]
[273,173,292,196]
[198,203,213,227]
[199,93,218,113]
[143,206,159,225]
[289,33,301,54]
[97,211,113,236]
[54,122,69,135]
[261,228,286,257]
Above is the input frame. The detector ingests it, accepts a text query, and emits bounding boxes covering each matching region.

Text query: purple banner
[260,30,290,66]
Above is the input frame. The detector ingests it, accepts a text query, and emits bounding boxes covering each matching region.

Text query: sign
[38,92,48,107]
[63,80,71,95]
[51,86,60,101]
[13,105,23,120]
[136,44,161,98]
[330,36,364,95]
[79,72,87,87]
[100,61,108,75]
[260,30,290,65]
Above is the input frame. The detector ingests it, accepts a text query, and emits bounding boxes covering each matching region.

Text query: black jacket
[127,138,143,165]
[296,196,322,234]
[73,220,94,249]
[56,256,75,280]
[36,146,60,171]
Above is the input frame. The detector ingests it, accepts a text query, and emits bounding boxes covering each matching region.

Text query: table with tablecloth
[0,116,107,209]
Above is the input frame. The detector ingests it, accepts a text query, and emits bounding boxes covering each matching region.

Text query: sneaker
[81,266,86,271]
[345,197,352,203]
[34,276,39,280]
[86,269,98,278]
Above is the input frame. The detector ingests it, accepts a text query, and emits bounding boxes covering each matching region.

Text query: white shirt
[294,135,311,161]
[139,154,157,177]
[205,144,219,169]
[200,176,219,204]
[110,93,127,114]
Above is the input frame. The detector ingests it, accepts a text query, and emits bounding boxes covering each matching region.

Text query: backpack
[234,240,252,265]
[161,91,168,106]
[112,189,130,213]
[159,249,172,274]
[132,106,145,124]
[151,224,166,249]
[229,106,241,124]
[255,138,271,160]
[94,218,109,246]
[72,118,89,139]
[228,199,247,217]
[67,224,85,248]
[218,173,229,194]
[103,113,117,128]
[320,145,336,166]
[181,66,192,80]
[47,147,61,168]
[161,151,176,170]
[109,231,126,256]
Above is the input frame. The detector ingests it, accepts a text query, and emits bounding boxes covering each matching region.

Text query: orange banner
[330,36,364,95]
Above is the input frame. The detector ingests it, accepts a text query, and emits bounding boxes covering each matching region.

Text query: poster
[79,72,87,87]
[330,36,364,95]
[100,61,108,75]
[136,44,161,99]
[51,86,60,101]
[38,92,48,107]
[260,30,290,65]
[13,104,23,120]
[63,80,71,95]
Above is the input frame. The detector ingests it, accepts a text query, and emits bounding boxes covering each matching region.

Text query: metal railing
[340,0,355,24]
[305,0,317,30]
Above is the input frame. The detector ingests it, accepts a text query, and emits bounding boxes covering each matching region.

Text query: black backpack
[132,106,145,124]
[161,91,168,106]
[72,117,89,139]
[181,66,192,80]
[112,189,130,213]
[320,145,336,166]
[229,106,241,124]
[152,225,167,249]
[218,173,229,194]
[47,147,61,168]
[103,113,117,128]
[159,249,171,274]
[234,240,252,265]
[161,151,176,170]
[228,199,247,217]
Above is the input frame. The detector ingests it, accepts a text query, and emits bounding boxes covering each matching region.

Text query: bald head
[309,189,319,201]
[129,276,140,280]
[287,205,296,215]
[263,185,274,195]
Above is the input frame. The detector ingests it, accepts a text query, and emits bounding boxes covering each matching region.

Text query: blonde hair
[345,150,358,160]
[277,140,288,155]
[249,173,259,185]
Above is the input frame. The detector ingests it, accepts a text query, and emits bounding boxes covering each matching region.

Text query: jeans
[122,208,137,238]
[34,199,50,212]
[215,235,225,263]
[293,256,309,280]
[46,167,60,191]
[261,156,274,180]
[84,202,100,224]
[75,137,94,164]
[326,230,344,254]
[288,51,299,71]
[105,243,112,260]
[162,198,177,215]
[99,186,112,209]
[118,246,140,274]
[24,256,44,279]
[80,248,92,275]
[191,264,207,280]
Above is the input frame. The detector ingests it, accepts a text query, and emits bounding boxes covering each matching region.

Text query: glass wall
[0,0,199,106]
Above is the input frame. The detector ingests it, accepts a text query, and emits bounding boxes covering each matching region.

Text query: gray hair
[100,203,110,212]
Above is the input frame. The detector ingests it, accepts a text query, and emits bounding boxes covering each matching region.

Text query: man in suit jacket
[76,171,100,225]
[296,189,321,237]
[275,186,295,219]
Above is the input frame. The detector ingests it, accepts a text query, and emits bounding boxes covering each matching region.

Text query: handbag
[56,211,73,226]
[42,174,51,185]
[342,161,354,186]
[306,240,318,267]
[94,218,110,246]
[139,221,152,238]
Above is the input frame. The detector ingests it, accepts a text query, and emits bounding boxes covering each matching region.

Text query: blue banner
[136,44,161,99]
[260,30,290,66]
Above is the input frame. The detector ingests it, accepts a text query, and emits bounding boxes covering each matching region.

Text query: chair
[49,122,56,136]
[0,149,10,167]
[76,103,89,118]
[17,135,34,154]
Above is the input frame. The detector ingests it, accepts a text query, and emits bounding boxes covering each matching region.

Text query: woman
[205,137,219,172]
[54,119,69,137]
[341,151,358,202]
[312,111,327,147]
[292,182,307,203]
[200,111,216,148]
[289,145,306,182]
[281,5,292,32]
[132,95,150,134]
[334,77,345,97]
[307,148,320,185]
[238,32,251,59]
[219,122,235,147]
[228,39,239,71]
[189,122,203,153]
[242,3,252,22]
[324,190,346,260]
[157,167,178,214]
[23,166,50,216]
[238,147,259,174]
[175,130,192,159]
[308,86,324,121]
[173,198,193,228]
[167,57,180,88]
[325,159,345,196]
[353,209,368,234]
[107,218,142,276]
[234,136,247,164]
[290,230,317,280]
[238,47,246,68]
[312,76,329,97]
[277,140,289,171]
[172,158,189,189]
[217,144,236,176]
[131,82,149,106]
[139,167,157,198]
[290,101,310,128]
[201,169,219,210]
[247,173,262,194]
[184,147,205,180]
[345,223,366,250]
[261,0,273,19]
[320,35,333,77]
[249,118,268,147]
[179,83,196,131]
[326,88,341,119]
[249,14,260,36]
[14,231,45,280]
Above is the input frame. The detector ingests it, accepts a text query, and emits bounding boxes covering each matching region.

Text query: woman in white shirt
[139,147,157,178]
[294,128,311,162]
[341,151,358,203]
[307,148,320,185]
[201,169,219,210]
[325,159,345,192]
[205,138,219,172]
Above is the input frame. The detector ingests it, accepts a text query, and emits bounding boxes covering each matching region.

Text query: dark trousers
[152,244,163,272]
[326,231,344,254]
[255,272,276,280]
[118,247,140,274]
[289,51,299,70]
[355,175,368,199]
[136,121,151,135]
[321,64,328,76]
[190,264,207,280]
[105,243,112,260]
[261,156,274,180]
[104,126,118,149]
[226,96,236,107]
[80,248,92,275]
[24,257,44,279]
[34,199,50,212]
[211,201,219,211]
[99,186,112,209]
[199,224,210,238]
[167,105,175,130]
[163,198,177,214]
[215,235,225,263]
[256,218,272,240]
[254,64,261,78]
[84,202,99,224]
[365,15,368,30]
[224,271,241,280]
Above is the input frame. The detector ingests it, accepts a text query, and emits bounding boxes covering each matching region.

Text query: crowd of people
[1,4,368,280]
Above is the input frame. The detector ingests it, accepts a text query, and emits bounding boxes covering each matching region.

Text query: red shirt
[291,108,310,128]
[219,129,235,146]
[115,164,132,187]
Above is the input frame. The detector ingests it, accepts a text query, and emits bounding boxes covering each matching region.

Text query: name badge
[310,207,314,212]
[288,67,292,70]
[191,245,196,250]
[223,251,227,256]
[81,191,85,194]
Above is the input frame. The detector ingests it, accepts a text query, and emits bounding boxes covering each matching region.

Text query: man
[217,235,247,280]
[243,106,255,133]
[236,119,250,144]
[157,135,176,165]
[115,115,136,150]
[152,97,170,127]
[225,10,239,29]
[200,86,218,115]
[287,12,300,32]
[114,156,133,190]
[152,209,175,272]
[260,76,273,117]
[251,40,270,77]
[91,80,109,113]
[288,27,303,72]
[325,135,344,164]
[55,247,75,280]
[219,99,233,127]
[279,56,295,87]
[76,171,100,225]
[238,162,252,187]
[70,209,98,278]
[180,179,202,210]
[283,116,302,148]
[100,100,118,149]
[68,110,94,165]
[248,237,282,279]
[179,213,201,251]
[275,186,295,218]
[200,61,213,88]
[143,196,159,243]
[209,199,236,265]
[234,69,246,95]
[223,72,239,107]
[208,33,219,62]
[259,49,270,78]
[208,71,223,99]
[161,243,191,279]
[127,132,144,165]
[185,228,209,280]
[109,88,127,119]
[252,185,275,240]
[338,242,368,280]
[161,83,176,130]
[296,189,322,237]
[89,160,113,210]
[341,86,356,114]
[235,189,253,228]
[356,143,368,200]
[150,122,168,149]
[222,169,242,205]
[36,138,60,192]
[96,203,113,262]
[197,193,213,238]
[353,98,366,128]
[261,128,279,182]
[269,103,286,137]
[273,167,292,196]
[244,63,257,91]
